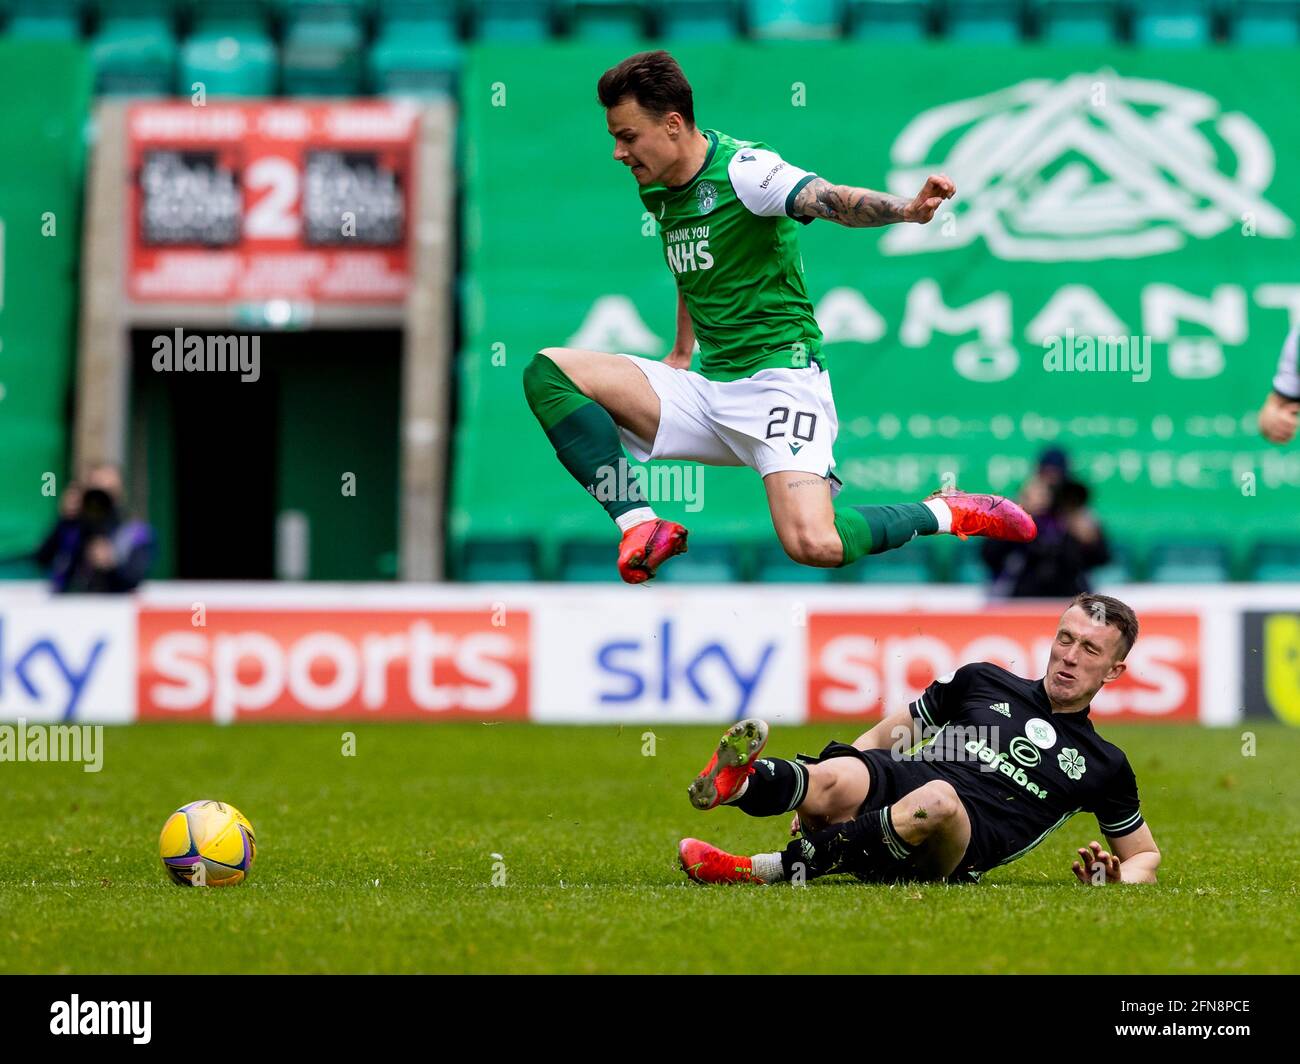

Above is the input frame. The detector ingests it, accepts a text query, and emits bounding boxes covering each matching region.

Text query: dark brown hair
[1071,593,1139,660]
[597,50,695,127]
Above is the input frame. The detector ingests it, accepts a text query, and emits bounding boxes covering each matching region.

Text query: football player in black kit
[678,594,1161,886]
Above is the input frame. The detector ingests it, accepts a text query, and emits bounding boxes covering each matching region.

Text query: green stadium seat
[1088,543,1136,587]
[4,0,83,40]
[1249,541,1300,582]
[657,542,742,582]
[1227,0,1300,44]
[1147,541,1230,583]
[179,3,277,97]
[467,0,555,41]
[746,0,846,40]
[563,0,648,39]
[951,541,990,584]
[369,30,461,96]
[558,540,621,582]
[280,0,365,95]
[461,538,541,581]
[845,0,929,40]
[943,0,1023,42]
[1030,0,1118,43]
[1131,0,1213,47]
[659,0,742,40]
[0,557,44,581]
[91,3,178,95]
[753,543,834,582]
[846,542,933,583]
[375,0,461,42]
[371,3,462,96]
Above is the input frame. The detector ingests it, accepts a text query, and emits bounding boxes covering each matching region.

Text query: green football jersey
[638,129,824,382]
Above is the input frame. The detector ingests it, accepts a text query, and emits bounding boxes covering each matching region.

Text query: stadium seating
[656,542,743,582]
[1131,0,1214,47]
[1227,0,1300,44]
[942,0,1024,42]
[1029,0,1119,42]
[280,0,366,95]
[179,1,277,96]
[468,1,556,41]
[1089,542,1136,586]
[844,542,934,583]
[1249,541,1300,582]
[746,0,846,39]
[91,0,177,94]
[558,540,622,581]
[369,2,461,98]
[951,541,990,584]
[659,0,743,40]
[845,0,930,39]
[753,542,836,581]
[4,0,84,40]
[377,0,461,43]
[461,537,541,581]
[1147,540,1232,583]
[563,0,649,39]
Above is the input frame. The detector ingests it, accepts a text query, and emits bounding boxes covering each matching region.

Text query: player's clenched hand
[1072,840,1121,885]
[663,348,693,371]
[1258,392,1299,444]
[903,173,955,224]
[790,813,800,837]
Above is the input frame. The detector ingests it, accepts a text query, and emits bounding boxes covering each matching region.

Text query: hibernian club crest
[696,181,717,215]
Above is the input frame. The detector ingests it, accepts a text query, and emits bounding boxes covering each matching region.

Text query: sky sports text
[50,996,150,1043]
[139,610,528,720]
[596,619,776,717]
[0,617,108,720]
[810,619,1195,720]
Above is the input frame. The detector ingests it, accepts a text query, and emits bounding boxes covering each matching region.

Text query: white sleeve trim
[728,146,815,218]
[1273,323,1300,400]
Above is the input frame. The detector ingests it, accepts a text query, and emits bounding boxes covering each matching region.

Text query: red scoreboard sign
[126,101,418,303]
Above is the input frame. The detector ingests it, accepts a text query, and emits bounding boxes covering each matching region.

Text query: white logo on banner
[883,71,1294,261]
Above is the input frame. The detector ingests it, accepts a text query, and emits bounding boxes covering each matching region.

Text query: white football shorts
[616,354,841,491]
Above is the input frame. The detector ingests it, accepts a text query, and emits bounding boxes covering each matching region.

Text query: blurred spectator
[35,464,154,592]
[982,449,1111,598]
[1258,322,1299,445]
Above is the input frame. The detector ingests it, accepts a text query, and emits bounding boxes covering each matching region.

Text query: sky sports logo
[50,995,150,1043]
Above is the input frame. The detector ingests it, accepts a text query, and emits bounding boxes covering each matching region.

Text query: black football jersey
[904,662,1145,869]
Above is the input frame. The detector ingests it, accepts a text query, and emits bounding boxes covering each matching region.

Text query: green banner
[454,43,1300,569]
[0,41,90,564]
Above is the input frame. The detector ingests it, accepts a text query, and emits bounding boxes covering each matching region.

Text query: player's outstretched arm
[1071,827,1161,886]
[1258,391,1298,444]
[1260,324,1300,443]
[792,173,955,227]
[850,707,920,752]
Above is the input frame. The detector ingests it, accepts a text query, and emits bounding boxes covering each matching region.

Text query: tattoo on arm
[793,177,908,227]
[785,477,824,490]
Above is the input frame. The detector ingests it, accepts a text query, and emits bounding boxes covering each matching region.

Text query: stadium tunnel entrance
[129,328,401,580]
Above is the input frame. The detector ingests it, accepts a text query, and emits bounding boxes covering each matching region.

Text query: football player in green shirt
[523,51,1036,582]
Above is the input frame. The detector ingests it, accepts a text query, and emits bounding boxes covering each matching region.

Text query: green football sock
[834,503,939,566]
[522,352,648,523]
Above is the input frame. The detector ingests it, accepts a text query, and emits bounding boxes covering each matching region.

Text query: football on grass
[159,800,257,887]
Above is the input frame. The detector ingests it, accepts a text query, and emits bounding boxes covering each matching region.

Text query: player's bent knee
[911,780,962,824]
[804,758,869,821]
[782,528,842,568]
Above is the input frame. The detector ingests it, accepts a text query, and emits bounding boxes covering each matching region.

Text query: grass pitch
[1,722,1297,974]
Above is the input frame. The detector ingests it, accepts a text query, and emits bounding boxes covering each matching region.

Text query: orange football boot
[687,718,769,810]
[678,838,767,885]
[617,518,688,584]
[928,489,1037,543]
